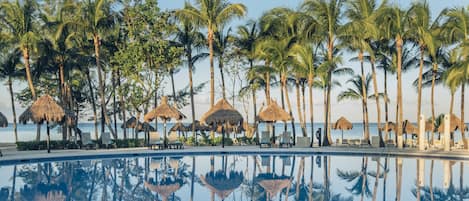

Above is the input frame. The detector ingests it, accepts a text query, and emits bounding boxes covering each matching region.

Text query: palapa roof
[256,173,291,197]
[425,120,434,132]
[438,114,467,133]
[170,122,187,132]
[200,99,243,125]
[144,96,186,122]
[25,95,64,124]
[121,116,139,129]
[187,120,211,131]
[136,122,156,132]
[257,100,291,122]
[144,181,181,201]
[0,112,7,128]
[333,116,353,130]
[200,170,244,200]
[403,120,417,134]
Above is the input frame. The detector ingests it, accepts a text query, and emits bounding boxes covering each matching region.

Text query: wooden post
[444,114,451,151]
[419,115,426,151]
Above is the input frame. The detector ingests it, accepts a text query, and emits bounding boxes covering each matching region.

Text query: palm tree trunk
[323,71,332,146]
[21,47,36,99]
[296,79,306,137]
[8,77,18,143]
[170,69,177,102]
[431,63,437,142]
[359,53,370,144]
[460,84,466,147]
[371,60,384,147]
[417,47,424,125]
[94,34,116,139]
[112,70,118,136]
[86,69,99,140]
[309,75,314,147]
[188,53,196,140]
[384,69,389,141]
[302,82,307,137]
[218,56,226,99]
[59,61,68,141]
[208,30,215,107]
[117,69,126,140]
[281,79,287,132]
[283,76,297,145]
[396,37,404,148]
[450,91,454,114]
[252,89,258,143]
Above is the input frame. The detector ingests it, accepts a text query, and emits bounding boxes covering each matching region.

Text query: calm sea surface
[0,154,467,201]
[0,122,467,143]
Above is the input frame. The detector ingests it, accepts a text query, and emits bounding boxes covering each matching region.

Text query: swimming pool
[0,154,467,201]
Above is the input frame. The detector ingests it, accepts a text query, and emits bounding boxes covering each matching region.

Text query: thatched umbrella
[403,120,417,134]
[437,114,467,133]
[425,120,434,132]
[144,179,182,201]
[144,96,186,148]
[256,173,291,200]
[380,121,396,132]
[257,100,291,122]
[121,116,138,129]
[201,99,243,148]
[333,116,353,143]
[136,122,156,132]
[200,170,244,200]
[257,100,291,144]
[0,112,7,128]
[19,107,33,124]
[187,120,211,132]
[28,95,65,153]
[170,122,187,132]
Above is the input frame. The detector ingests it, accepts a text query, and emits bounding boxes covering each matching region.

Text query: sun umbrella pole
[47,121,51,153]
[222,122,225,148]
[164,119,167,149]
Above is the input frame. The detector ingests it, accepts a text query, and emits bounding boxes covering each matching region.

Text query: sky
[1,0,469,123]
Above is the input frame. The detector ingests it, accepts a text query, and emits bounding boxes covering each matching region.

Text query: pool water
[0,155,468,201]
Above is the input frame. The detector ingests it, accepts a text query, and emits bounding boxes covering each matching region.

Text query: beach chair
[101,132,115,149]
[81,132,95,150]
[279,132,292,148]
[259,131,271,148]
[168,131,183,149]
[149,132,164,150]
[296,137,311,147]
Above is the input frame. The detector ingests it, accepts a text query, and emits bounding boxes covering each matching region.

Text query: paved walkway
[1,145,469,165]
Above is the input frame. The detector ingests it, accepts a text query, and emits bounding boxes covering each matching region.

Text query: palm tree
[214,26,233,100]
[174,14,207,140]
[338,74,386,141]
[378,5,411,148]
[302,0,344,146]
[408,1,440,129]
[0,0,39,99]
[235,21,261,142]
[290,44,317,143]
[176,0,246,107]
[442,6,469,146]
[0,49,23,143]
[344,0,382,144]
[80,0,117,137]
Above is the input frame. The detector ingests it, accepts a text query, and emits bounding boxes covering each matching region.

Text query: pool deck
[0,145,468,165]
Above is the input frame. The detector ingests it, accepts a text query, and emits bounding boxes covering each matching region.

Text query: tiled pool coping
[1,146,469,165]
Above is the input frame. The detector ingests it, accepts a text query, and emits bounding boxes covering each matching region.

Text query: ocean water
[1,122,465,143]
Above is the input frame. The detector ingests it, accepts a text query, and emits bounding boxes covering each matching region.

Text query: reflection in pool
[0,155,468,201]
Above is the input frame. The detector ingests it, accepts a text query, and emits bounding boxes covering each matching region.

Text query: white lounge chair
[81,132,95,150]
[101,132,114,148]
[279,132,292,148]
[149,132,164,150]
[259,131,271,148]
[168,131,183,149]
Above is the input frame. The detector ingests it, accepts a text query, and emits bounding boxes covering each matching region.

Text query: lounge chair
[101,132,115,149]
[259,131,271,148]
[81,132,95,150]
[296,136,311,147]
[149,132,164,150]
[279,132,292,148]
[168,131,183,149]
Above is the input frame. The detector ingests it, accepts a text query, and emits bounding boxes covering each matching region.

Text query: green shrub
[17,141,69,151]
[212,136,233,146]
